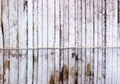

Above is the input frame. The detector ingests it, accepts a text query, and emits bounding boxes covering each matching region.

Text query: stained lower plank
[47,0,55,83]
[54,0,60,83]
[2,0,10,84]
[68,0,76,83]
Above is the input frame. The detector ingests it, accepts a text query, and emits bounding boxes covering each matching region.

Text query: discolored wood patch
[55,74,59,84]
[74,71,78,84]
[72,52,76,58]
[86,63,91,76]
[23,1,27,11]
[49,75,55,84]
[60,65,68,83]
[0,74,2,80]
[4,60,10,70]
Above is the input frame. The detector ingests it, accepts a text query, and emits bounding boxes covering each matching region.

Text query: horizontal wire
[0,46,120,50]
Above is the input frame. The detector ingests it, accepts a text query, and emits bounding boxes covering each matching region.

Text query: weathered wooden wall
[0,0,120,84]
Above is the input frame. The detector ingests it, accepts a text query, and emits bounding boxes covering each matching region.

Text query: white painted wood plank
[68,0,76,83]
[106,0,113,84]
[42,0,48,83]
[2,0,10,84]
[18,0,27,84]
[59,0,64,83]
[54,0,60,83]
[81,0,86,83]
[85,0,93,83]
[0,39,3,83]
[62,0,69,84]
[9,0,18,83]
[48,0,55,83]
[85,0,90,83]
[93,0,98,84]
[27,0,33,83]
[33,0,38,84]
[117,47,120,84]
[97,0,103,83]
[112,0,118,84]
[0,0,3,83]
[101,0,106,84]
[89,0,94,84]
[76,0,82,83]
[117,1,120,83]
[37,0,42,83]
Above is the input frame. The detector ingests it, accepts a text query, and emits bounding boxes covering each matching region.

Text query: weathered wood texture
[0,0,120,84]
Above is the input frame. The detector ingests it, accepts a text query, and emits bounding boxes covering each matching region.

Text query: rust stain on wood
[112,6,115,11]
[4,60,10,70]
[55,74,59,84]
[49,75,55,84]
[0,74,2,80]
[49,73,60,84]
[74,71,78,84]
[86,63,91,76]
[60,65,68,83]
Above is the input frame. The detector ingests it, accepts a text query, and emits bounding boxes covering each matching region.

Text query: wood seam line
[0,46,120,49]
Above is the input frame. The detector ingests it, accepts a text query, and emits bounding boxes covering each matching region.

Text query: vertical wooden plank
[59,0,64,83]
[0,0,3,83]
[93,0,98,84]
[81,0,86,83]
[37,0,42,83]
[106,0,113,84]
[101,0,106,83]
[97,0,103,83]
[68,0,76,83]
[89,0,94,83]
[112,0,118,84]
[106,0,118,84]
[62,0,69,83]
[85,0,90,83]
[76,0,82,83]
[0,35,3,83]
[42,0,48,83]
[60,1,69,84]
[18,0,27,84]
[2,0,10,84]
[48,0,55,83]
[85,0,93,83]
[9,0,18,83]
[27,0,33,83]
[81,1,86,84]
[33,0,38,84]
[117,0,120,84]
[54,0,60,83]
